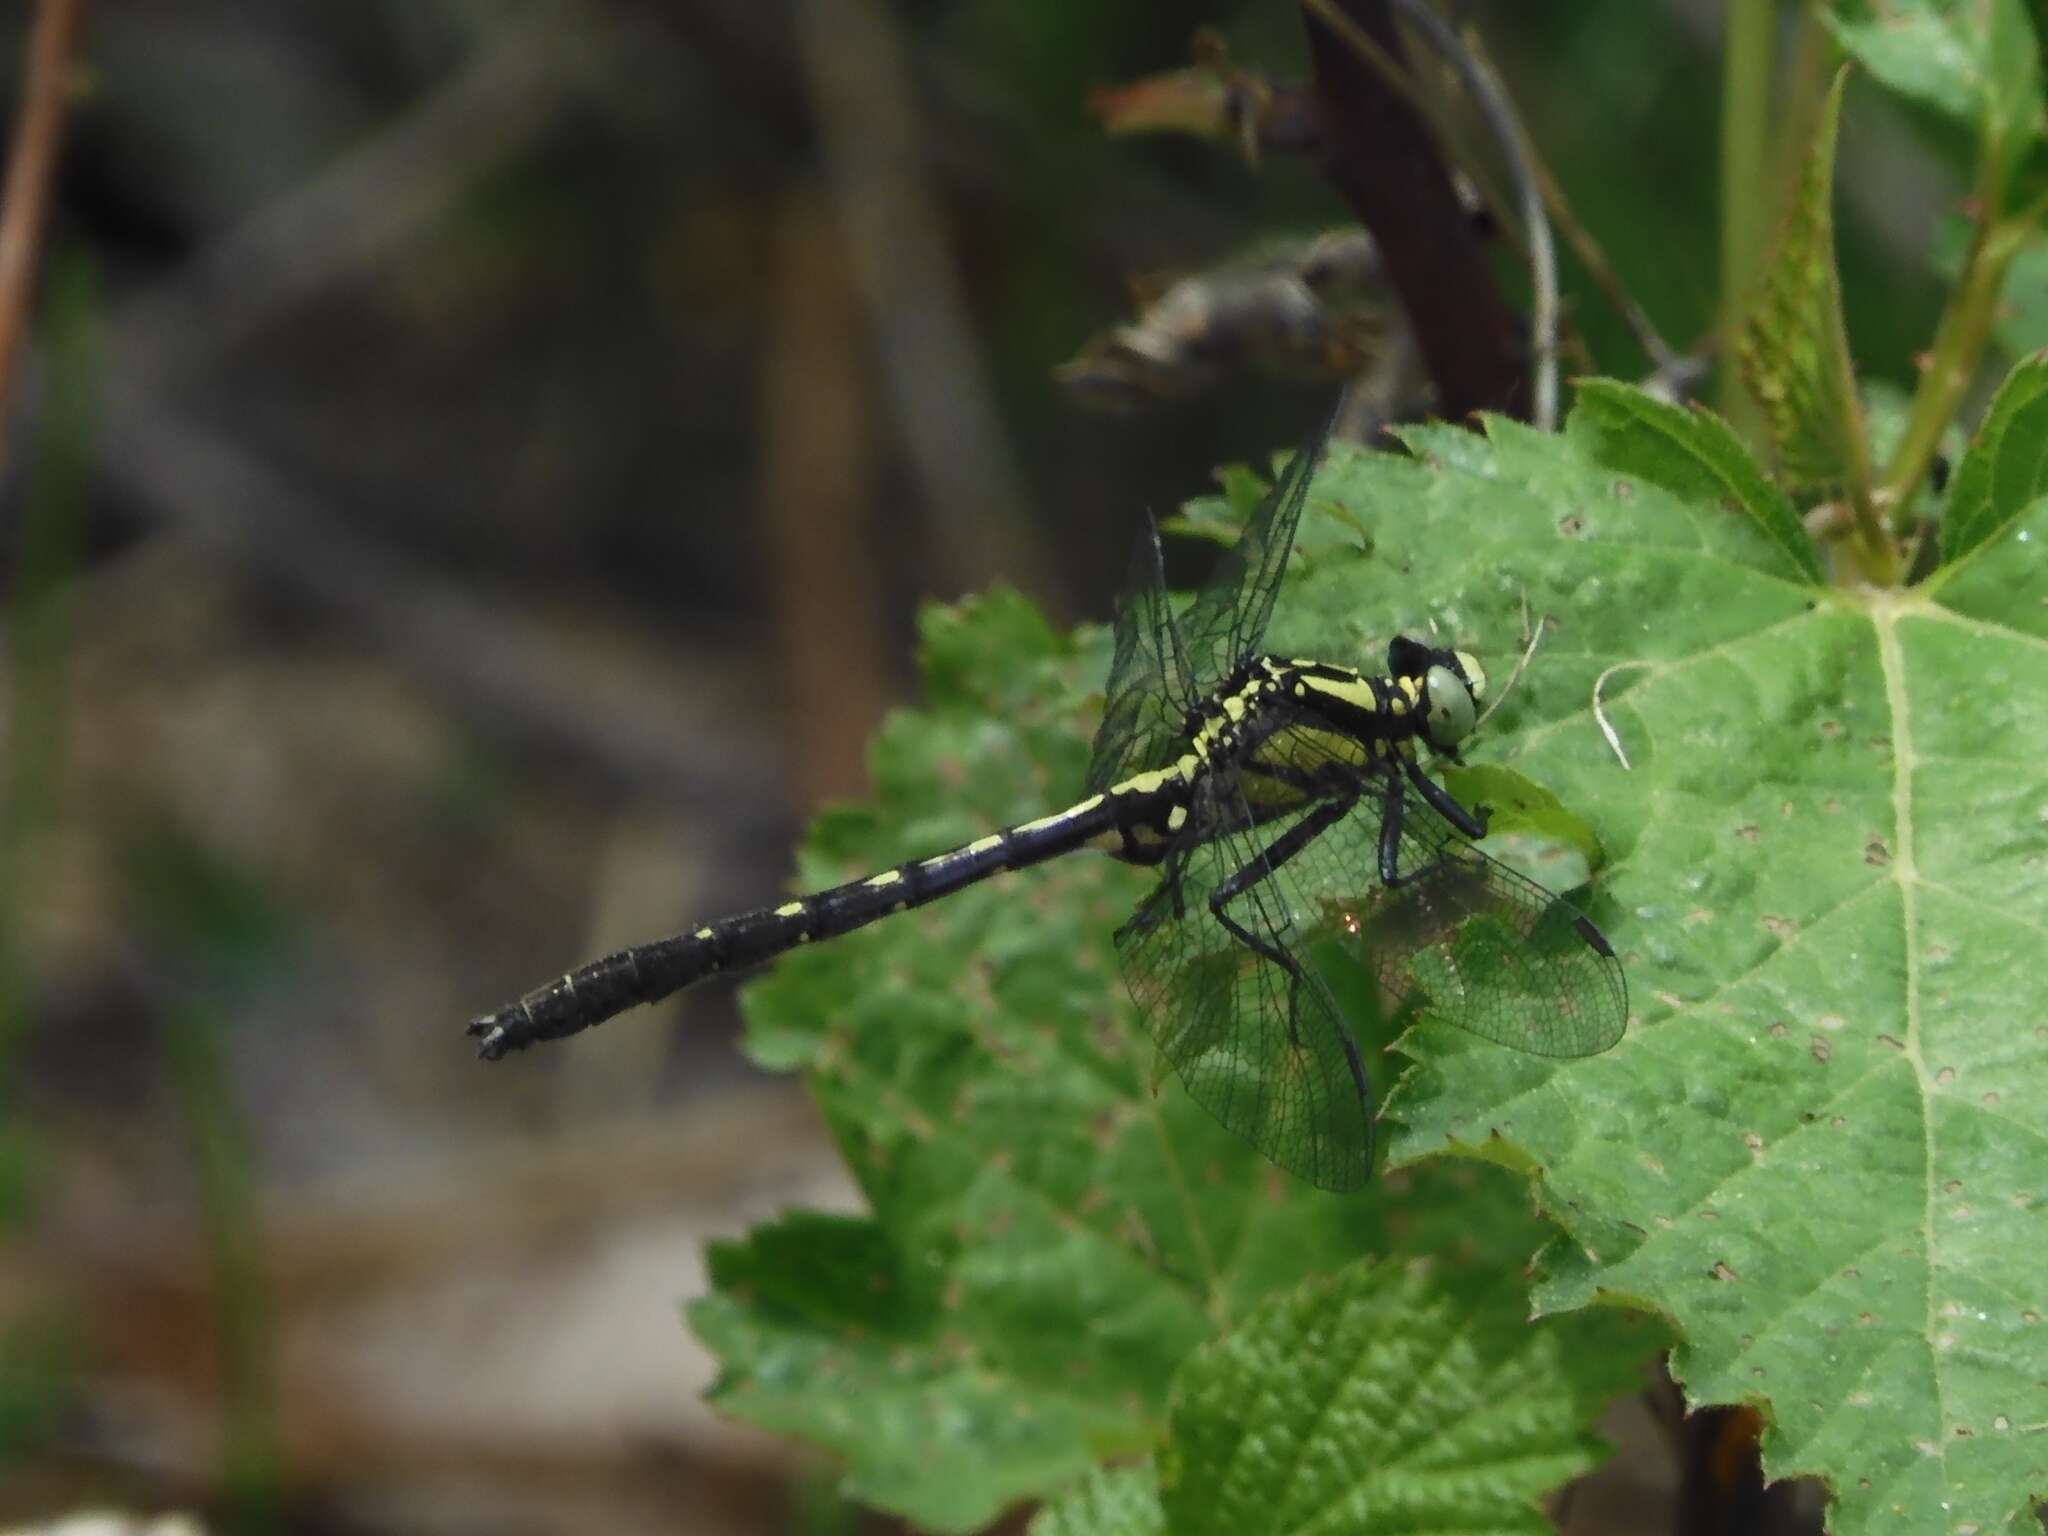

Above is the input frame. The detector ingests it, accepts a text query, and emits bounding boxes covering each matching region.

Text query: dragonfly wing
[1340,771,1630,1059]
[1116,779,1377,1192]
[1175,403,1338,682]
[1087,515,1198,794]
[1088,401,1338,795]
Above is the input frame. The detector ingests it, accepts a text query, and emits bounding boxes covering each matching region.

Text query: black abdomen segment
[468,787,1152,1059]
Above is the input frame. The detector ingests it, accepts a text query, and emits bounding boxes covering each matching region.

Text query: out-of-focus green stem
[1881,191,2046,519]
[0,257,93,1107]
[1719,0,1775,427]
[165,1000,284,1530]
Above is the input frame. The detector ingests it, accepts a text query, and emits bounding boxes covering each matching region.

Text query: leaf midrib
[1871,601,1953,1511]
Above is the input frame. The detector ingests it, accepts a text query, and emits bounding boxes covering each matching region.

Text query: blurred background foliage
[0,0,2006,1532]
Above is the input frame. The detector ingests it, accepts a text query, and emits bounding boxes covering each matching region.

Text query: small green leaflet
[1567,379,1822,583]
[1738,68,1874,506]
[1944,350,2048,561]
[1826,0,2044,167]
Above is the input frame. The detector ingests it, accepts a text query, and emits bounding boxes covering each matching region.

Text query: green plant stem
[1881,198,2046,518]
[1719,0,1775,428]
[1841,475,1899,584]
[165,1000,284,1531]
[0,257,93,1106]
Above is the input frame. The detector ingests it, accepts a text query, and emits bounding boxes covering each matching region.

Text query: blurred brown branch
[0,0,88,457]
[1299,0,1524,421]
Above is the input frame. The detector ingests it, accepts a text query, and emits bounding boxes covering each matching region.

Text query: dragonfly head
[1386,637,1487,754]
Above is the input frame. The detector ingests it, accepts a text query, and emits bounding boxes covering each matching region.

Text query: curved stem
[0,0,90,460]
[1881,194,2047,518]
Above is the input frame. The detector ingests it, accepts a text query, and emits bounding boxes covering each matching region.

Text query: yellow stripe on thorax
[1107,754,1200,800]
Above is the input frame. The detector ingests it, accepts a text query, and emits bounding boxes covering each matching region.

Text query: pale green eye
[1424,664,1476,746]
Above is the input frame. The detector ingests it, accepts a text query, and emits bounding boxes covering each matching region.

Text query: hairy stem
[1881,189,2045,520]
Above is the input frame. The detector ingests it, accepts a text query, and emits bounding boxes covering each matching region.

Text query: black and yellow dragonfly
[469,410,1626,1190]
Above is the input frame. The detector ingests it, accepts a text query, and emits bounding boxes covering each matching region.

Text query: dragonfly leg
[1207,793,1356,1047]
[1377,767,1405,886]
[1403,754,1488,838]
[1118,861,1183,944]
[1379,762,1476,889]
[1204,792,1373,1105]
[1208,792,1355,924]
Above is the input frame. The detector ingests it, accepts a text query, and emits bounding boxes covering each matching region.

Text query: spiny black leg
[1211,902,1297,978]
[1208,895,1312,1052]
[1120,871,1177,944]
[1403,755,1487,839]
[1209,793,1354,914]
[1207,794,1355,1045]
[1378,766,1405,886]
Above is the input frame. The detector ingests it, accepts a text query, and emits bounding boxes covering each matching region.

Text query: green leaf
[1989,235,2048,357]
[1944,350,2048,560]
[1440,762,1606,893]
[1738,68,1875,505]
[1827,0,2044,168]
[1028,1464,1164,1536]
[694,1211,1141,1531]
[1367,413,2048,1535]
[1567,379,1822,582]
[1159,1261,1652,1536]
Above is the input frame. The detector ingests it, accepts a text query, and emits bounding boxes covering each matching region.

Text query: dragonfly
[468,407,1627,1190]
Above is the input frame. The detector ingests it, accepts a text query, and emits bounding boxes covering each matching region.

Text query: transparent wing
[1116,777,1378,1193]
[1175,403,1338,685]
[1293,755,1629,1059]
[1087,402,1338,796]
[1116,740,1627,1189]
[1086,516,1199,795]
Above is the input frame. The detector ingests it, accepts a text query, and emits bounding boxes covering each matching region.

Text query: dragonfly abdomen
[469,784,1173,1059]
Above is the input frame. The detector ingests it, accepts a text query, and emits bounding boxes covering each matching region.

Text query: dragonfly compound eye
[1424,663,1477,748]
[1452,649,1487,704]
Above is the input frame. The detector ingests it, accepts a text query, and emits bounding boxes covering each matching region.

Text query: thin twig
[758,185,889,806]
[1591,660,1652,770]
[1455,22,1687,386]
[1298,0,1524,420]
[0,0,89,457]
[1378,0,1559,430]
[1473,590,1539,732]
